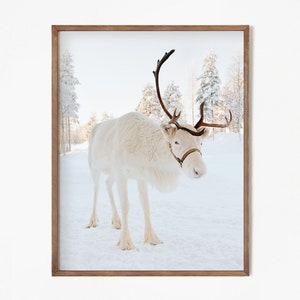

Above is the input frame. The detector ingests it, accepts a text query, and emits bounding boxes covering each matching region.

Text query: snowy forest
[135,50,244,136]
[58,51,112,154]
[59,49,244,154]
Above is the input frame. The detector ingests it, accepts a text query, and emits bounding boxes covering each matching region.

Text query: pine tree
[220,51,244,134]
[85,113,98,140]
[161,81,185,123]
[136,84,161,120]
[59,50,80,154]
[195,51,221,129]
[100,112,113,122]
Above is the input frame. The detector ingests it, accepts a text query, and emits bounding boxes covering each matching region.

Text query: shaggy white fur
[87,112,206,250]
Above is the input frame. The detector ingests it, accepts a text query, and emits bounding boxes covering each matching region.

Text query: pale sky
[59,30,244,124]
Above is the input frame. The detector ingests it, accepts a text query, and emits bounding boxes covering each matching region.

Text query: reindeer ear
[160,124,177,141]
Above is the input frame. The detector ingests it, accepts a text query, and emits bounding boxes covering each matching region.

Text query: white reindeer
[87,50,232,250]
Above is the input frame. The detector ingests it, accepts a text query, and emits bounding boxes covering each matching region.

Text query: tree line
[136,50,244,136]
[59,49,244,153]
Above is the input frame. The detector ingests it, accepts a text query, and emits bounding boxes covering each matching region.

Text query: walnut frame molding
[52,25,250,276]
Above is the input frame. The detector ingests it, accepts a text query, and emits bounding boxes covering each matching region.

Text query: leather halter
[168,144,202,168]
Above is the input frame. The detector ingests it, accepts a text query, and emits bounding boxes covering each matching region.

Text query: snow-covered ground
[59,133,244,271]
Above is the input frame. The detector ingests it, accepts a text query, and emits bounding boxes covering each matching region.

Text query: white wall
[1,0,300,299]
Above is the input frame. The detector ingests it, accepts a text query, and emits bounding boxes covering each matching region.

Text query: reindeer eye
[174,141,180,145]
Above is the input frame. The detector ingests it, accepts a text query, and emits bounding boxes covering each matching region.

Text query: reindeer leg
[86,171,100,228]
[116,173,135,250]
[106,175,121,229]
[138,180,162,245]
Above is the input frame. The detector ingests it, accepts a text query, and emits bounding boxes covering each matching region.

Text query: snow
[59,132,244,271]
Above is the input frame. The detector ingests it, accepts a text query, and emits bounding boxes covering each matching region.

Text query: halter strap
[168,144,202,168]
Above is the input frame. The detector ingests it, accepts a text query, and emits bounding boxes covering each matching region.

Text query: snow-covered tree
[71,124,86,145]
[85,113,98,140]
[220,51,244,134]
[100,112,113,122]
[136,83,161,120]
[137,82,185,123]
[195,51,221,127]
[161,81,186,123]
[59,50,80,154]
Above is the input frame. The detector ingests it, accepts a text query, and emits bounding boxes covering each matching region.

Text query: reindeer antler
[194,101,232,129]
[153,50,206,136]
[168,109,181,125]
[153,50,175,121]
[153,50,231,136]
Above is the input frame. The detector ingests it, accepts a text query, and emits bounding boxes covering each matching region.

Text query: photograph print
[52,25,249,276]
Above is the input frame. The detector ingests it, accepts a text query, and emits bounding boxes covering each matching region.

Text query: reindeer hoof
[144,231,163,245]
[117,238,135,250]
[86,215,99,228]
[86,222,98,229]
[112,216,121,230]
[150,240,163,246]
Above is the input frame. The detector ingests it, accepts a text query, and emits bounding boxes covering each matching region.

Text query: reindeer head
[153,50,232,178]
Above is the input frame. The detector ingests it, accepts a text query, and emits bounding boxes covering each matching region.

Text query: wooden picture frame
[52,25,250,276]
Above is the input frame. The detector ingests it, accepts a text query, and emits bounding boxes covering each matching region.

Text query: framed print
[52,25,249,276]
